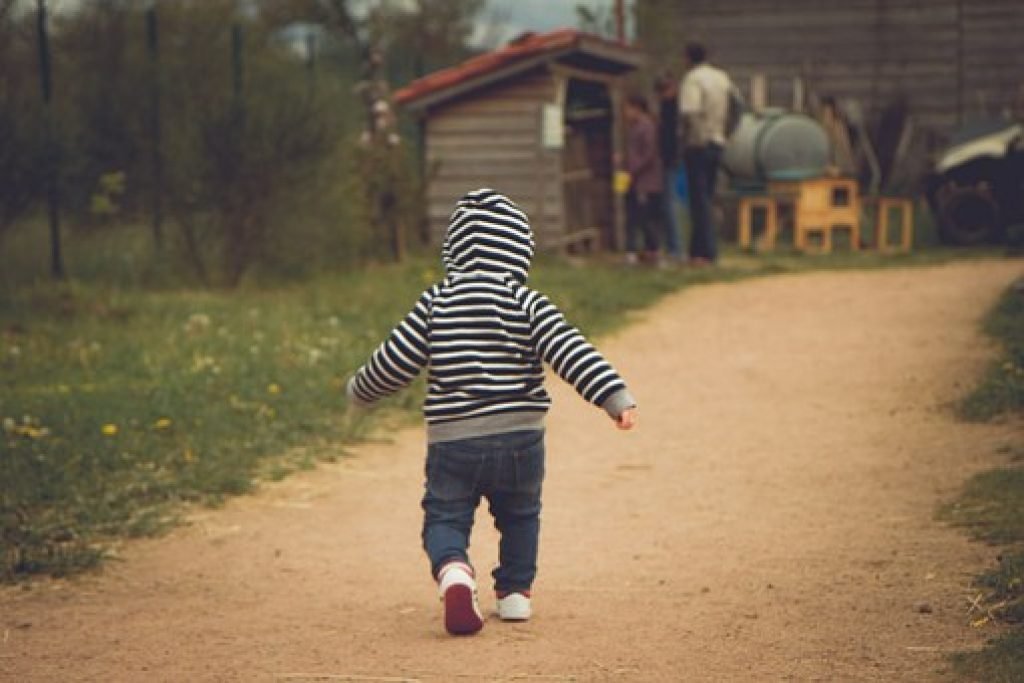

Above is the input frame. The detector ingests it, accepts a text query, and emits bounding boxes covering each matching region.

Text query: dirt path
[3,260,1022,682]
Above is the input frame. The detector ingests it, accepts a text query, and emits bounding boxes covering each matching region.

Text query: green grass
[1,268,429,578]
[943,278,1024,680]
[0,230,1009,580]
[958,282,1024,421]
[940,468,1024,545]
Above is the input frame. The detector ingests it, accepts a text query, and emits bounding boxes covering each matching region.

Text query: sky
[473,0,632,47]
[24,0,633,46]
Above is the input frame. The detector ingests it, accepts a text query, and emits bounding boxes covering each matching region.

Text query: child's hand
[614,407,638,431]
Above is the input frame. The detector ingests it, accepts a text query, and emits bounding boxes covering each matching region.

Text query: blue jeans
[662,165,684,258]
[421,429,545,593]
[684,144,723,261]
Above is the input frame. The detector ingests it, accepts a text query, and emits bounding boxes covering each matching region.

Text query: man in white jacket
[679,42,734,265]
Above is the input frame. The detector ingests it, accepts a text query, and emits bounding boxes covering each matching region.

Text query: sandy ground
[2,260,1023,683]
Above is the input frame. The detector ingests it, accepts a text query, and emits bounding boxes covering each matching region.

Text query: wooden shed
[394,30,644,251]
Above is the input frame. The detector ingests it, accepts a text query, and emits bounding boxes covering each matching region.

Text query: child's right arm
[346,290,432,408]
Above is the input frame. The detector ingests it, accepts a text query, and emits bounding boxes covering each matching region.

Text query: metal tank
[722,110,830,182]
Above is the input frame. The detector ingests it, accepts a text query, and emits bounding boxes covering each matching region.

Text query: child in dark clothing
[347,188,638,635]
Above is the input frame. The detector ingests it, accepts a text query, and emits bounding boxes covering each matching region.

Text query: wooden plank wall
[424,69,562,246]
[638,0,1024,148]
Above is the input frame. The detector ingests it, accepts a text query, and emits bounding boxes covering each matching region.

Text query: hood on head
[441,188,534,283]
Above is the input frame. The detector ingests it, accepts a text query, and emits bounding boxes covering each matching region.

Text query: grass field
[943,280,1024,682]
[957,280,1024,421]
[0,229,1004,580]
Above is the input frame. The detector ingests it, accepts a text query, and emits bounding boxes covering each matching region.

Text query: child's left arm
[346,290,432,407]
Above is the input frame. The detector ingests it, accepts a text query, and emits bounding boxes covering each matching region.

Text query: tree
[575,4,617,40]
[0,2,46,234]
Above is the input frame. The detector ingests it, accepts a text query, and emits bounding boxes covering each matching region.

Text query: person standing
[655,73,685,264]
[679,42,733,265]
[622,94,664,265]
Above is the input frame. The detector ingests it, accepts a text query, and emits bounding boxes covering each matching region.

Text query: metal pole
[955,0,964,125]
[146,5,164,250]
[306,30,316,95]
[614,0,625,44]
[36,0,64,279]
[231,23,244,105]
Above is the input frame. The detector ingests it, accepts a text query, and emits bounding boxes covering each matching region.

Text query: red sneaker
[437,562,484,635]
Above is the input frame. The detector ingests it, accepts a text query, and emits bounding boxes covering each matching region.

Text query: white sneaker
[496,592,532,621]
[437,561,484,635]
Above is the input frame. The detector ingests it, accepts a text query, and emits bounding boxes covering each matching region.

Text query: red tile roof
[394,28,635,108]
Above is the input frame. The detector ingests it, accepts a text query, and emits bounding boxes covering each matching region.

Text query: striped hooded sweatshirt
[347,188,636,444]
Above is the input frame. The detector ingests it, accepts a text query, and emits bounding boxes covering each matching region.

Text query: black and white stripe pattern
[349,189,632,433]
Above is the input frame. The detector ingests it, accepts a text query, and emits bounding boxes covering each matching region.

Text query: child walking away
[347,188,638,636]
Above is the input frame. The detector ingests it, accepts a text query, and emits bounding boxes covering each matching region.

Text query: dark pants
[683,144,723,261]
[625,190,663,254]
[421,429,545,594]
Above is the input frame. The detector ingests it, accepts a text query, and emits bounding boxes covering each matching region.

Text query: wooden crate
[774,177,861,254]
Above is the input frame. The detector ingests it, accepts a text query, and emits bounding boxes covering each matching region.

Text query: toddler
[347,188,637,635]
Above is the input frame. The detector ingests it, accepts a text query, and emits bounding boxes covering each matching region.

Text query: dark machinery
[925,120,1024,246]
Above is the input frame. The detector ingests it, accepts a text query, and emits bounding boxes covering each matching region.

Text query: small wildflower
[184,448,196,463]
[268,383,282,395]
[101,424,119,437]
[2,417,15,433]
[25,426,50,439]
[190,354,218,374]
[153,417,172,430]
[7,345,21,358]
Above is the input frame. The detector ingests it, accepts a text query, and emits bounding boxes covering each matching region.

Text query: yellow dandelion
[184,448,196,463]
[153,418,173,430]
[13,425,49,439]
[267,383,282,395]
[101,424,119,436]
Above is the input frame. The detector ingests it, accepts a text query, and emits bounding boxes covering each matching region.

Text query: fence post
[36,0,64,280]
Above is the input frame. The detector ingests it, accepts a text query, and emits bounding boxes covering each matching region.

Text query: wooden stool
[791,177,860,253]
[737,196,778,250]
[876,197,914,252]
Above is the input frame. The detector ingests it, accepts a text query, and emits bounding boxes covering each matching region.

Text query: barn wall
[423,69,562,246]
[637,0,1024,149]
